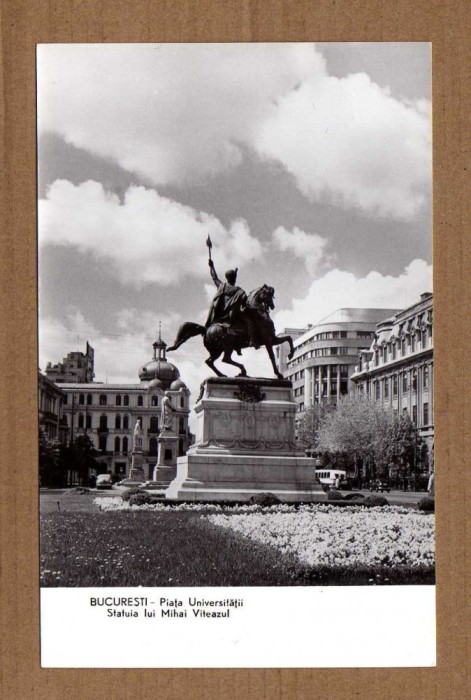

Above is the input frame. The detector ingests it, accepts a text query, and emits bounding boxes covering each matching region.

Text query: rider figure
[205,260,258,347]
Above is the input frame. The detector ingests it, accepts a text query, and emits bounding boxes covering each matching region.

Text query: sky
[37,42,432,400]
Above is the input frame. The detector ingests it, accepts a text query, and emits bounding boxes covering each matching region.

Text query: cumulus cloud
[274,259,433,329]
[37,43,431,221]
[37,43,323,186]
[39,180,262,286]
[256,74,431,220]
[272,226,331,275]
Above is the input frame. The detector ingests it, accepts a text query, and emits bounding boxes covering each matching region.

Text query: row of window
[370,367,430,400]
[96,435,186,457]
[75,414,187,433]
[373,327,432,366]
[290,346,358,365]
[66,393,187,408]
[291,365,350,382]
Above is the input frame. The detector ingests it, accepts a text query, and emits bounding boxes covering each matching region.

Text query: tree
[39,430,65,487]
[316,394,394,479]
[69,434,101,486]
[382,412,425,485]
[297,401,336,454]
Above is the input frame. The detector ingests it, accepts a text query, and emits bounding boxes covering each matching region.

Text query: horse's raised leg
[206,351,226,377]
[265,344,283,380]
[270,334,295,360]
[222,350,247,377]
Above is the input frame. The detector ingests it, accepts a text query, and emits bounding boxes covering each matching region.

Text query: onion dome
[138,330,180,390]
[170,378,187,391]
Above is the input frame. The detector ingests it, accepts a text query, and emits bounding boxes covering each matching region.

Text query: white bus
[315,469,347,489]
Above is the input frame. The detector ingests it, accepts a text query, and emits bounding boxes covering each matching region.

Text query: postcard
[37,42,435,668]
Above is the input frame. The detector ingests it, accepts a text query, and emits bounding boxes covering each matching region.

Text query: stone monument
[152,393,178,486]
[166,237,323,502]
[166,376,323,501]
[123,418,147,484]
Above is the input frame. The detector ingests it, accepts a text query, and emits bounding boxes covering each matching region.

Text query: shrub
[327,490,344,501]
[343,493,365,501]
[365,494,389,507]
[417,497,435,512]
[129,492,162,506]
[69,486,91,495]
[121,487,145,502]
[249,493,280,507]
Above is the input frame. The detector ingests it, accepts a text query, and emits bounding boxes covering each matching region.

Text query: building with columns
[56,335,192,480]
[284,308,399,416]
[351,292,434,461]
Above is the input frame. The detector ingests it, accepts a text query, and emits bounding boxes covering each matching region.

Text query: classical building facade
[56,335,192,480]
[283,308,400,415]
[351,292,434,463]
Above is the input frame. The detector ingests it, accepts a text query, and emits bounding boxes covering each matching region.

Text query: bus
[315,469,347,489]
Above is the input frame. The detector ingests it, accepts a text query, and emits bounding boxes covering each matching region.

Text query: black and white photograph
[37,42,435,667]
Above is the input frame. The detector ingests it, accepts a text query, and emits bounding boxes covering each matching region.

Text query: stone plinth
[166,377,324,502]
[152,434,179,486]
[121,450,146,486]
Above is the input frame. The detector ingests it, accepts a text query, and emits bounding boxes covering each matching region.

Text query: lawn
[39,493,435,587]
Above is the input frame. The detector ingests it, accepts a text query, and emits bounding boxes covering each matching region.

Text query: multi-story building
[54,335,192,480]
[45,342,95,383]
[38,371,68,443]
[351,292,434,466]
[284,308,400,415]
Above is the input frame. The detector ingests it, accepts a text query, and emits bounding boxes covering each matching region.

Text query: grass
[40,493,435,587]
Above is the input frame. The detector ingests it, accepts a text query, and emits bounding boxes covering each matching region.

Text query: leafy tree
[69,434,101,486]
[316,393,394,478]
[383,412,424,481]
[297,401,336,454]
[39,430,64,487]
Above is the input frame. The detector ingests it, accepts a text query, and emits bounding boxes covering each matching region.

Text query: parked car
[96,474,113,490]
[369,479,391,493]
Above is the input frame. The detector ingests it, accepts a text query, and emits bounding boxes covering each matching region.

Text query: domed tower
[139,329,182,390]
[138,326,191,482]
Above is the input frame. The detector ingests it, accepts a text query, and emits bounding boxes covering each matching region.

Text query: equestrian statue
[167,236,294,379]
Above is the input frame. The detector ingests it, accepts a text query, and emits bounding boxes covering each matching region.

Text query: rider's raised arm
[209,259,222,288]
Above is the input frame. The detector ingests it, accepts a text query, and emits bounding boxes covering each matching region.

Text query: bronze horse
[167,285,294,379]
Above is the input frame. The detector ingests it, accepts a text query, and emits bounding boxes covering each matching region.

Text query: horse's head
[247,284,275,311]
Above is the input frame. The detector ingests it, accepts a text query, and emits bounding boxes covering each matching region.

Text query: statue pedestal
[121,450,147,486]
[152,434,179,486]
[166,377,324,502]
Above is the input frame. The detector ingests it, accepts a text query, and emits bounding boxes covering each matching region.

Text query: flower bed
[206,505,435,570]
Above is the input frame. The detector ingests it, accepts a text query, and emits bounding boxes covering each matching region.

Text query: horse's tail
[167,322,205,351]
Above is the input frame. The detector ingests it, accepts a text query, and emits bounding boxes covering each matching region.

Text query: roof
[317,308,401,325]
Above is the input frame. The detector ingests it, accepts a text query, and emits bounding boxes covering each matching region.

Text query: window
[86,414,92,429]
[79,394,84,405]
[393,375,398,397]
[402,373,408,392]
[63,395,68,404]
[423,402,429,425]
[123,395,129,406]
[412,405,417,424]
[179,439,184,457]
[114,436,121,453]
[116,395,122,406]
[374,351,379,366]
[375,381,380,400]
[392,343,397,360]
[384,378,389,399]
[99,435,107,452]
[78,413,84,428]
[87,394,92,405]
[149,438,158,456]
[383,346,388,362]
[115,415,121,430]
[150,416,159,433]
[138,395,143,407]
[179,417,185,433]
[180,397,185,408]
[151,396,159,407]
[423,366,429,389]
[123,415,129,430]
[99,415,108,430]
[123,436,128,453]
[99,394,107,406]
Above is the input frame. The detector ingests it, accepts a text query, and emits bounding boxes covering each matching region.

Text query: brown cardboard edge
[1,1,470,698]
